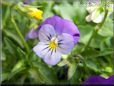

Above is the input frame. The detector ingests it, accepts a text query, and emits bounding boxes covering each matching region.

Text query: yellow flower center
[49,40,58,50]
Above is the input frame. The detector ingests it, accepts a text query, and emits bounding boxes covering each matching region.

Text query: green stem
[81,9,108,53]
[11,17,30,53]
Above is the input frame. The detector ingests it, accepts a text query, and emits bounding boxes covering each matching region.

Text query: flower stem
[81,8,108,53]
[11,17,30,53]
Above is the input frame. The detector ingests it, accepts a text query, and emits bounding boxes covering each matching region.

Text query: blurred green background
[1,0,114,85]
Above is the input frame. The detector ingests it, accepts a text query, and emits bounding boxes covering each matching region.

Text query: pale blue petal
[57,33,74,54]
[33,42,49,58]
[44,50,61,66]
[39,24,56,42]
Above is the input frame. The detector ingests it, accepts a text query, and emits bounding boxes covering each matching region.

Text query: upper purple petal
[39,16,80,44]
[38,24,56,42]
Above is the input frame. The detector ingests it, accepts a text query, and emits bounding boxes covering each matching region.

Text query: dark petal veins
[73,33,80,37]
[58,39,63,42]
[55,49,56,53]
[51,49,53,55]
[58,43,63,45]
[48,48,51,53]
[47,35,51,40]
[42,46,49,51]
[58,45,63,49]
[49,34,52,38]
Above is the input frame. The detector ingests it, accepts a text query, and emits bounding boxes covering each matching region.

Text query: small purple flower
[83,75,114,85]
[28,16,80,65]
[33,24,75,65]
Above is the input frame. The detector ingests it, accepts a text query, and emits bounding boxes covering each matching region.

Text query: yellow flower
[28,8,43,20]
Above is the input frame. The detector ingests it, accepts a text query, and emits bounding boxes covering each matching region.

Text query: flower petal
[91,10,105,23]
[106,75,114,85]
[26,29,38,40]
[39,16,63,35]
[83,76,106,85]
[57,33,74,54]
[83,75,114,85]
[33,42,49,58]
[39,24,56,42]
[62,19,80,44]
[44,50,61,66]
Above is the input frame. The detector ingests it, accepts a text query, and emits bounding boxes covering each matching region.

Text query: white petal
[33,42,49,58]
[39,24,56,42]
[93,12,105,23]
[91,10,105,23]
[86,6,97,13]
[57,33,74,54]
[44,50,61,66]
[85,15,92,22]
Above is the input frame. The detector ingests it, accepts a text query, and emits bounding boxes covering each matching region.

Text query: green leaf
[78,25,94,45]
[82,48,99,58]
[98,48,113,57]
[33,62,58,84]
[1,52,6,61]
[53,1,75,20]
[90,34,106,48]
[68,62,77,80]
[58,59,69,67]
[2,6,10,28]
[3,37,17,54]
[53,1,87,21]
[17,47,26,60]
[0,72,9,83]
[98,18,113,37]
[8,60,26,80]
[28,68,44,84]
[4,29,23,47]
[85,59,100,72]
[11,60,24,72]
[43,1,54,20]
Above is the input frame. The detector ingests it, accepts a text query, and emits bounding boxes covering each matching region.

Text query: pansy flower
[27,16,80,65]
